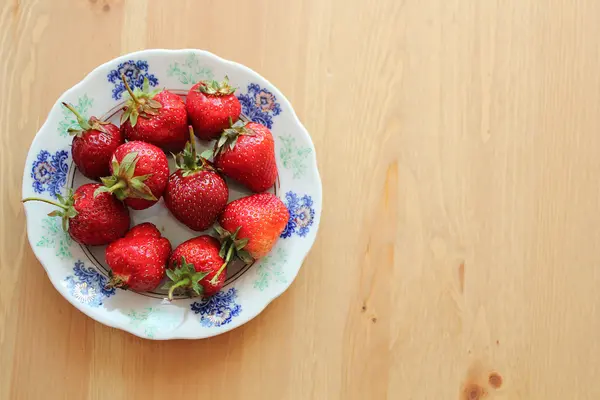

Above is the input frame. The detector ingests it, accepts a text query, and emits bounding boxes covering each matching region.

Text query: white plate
[22,49,321,340]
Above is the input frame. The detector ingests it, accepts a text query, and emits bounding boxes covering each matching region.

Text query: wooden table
[2,0,600,399]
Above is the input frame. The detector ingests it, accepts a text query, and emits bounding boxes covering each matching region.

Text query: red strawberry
[218,193,289,260]
[105,222,171,292]
[164,236,233,300]
[119,74,188,152]
[22,183,130,246]
[186,76,241,140]
[62,102,124,180]
[213,120,277,193]
[164,126,228,231]
[96,141,169,210]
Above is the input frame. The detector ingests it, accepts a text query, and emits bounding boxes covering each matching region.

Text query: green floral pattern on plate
[125,306,184,338]
[279,135,312,179]
[37,217,72,259]
[254,247,288,291]
[57,94,93,137]
[167,53,214,85]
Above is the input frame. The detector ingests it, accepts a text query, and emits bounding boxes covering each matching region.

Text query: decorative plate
[22,49,321,339]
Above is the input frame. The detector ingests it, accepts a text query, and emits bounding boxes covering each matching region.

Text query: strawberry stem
[209,261,228,285]
[121,73,139,104]
[209,245,234,285]
[168,278,190,301]
[22,197,68,210]
[106,179,128,194]
[61,102,91,130]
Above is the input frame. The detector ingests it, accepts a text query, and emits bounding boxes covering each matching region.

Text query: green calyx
[163,257,210,300]
[173,126,217,177]
[22,189,78,232]
[106,272,127,290]
[120,73,162,128]
[209,224,254,285]
[198,75,236,96]
[62,102,111,137]
[214,225,252,263]
[94,152,156,201]
[213,118,255,158]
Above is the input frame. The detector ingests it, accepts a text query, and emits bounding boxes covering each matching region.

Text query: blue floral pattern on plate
[63,261,115,307]
[237,83,282,128]
[190,288,242,327]
[107,60,159,100]
[281,191,315,238]
[31,150,69,198]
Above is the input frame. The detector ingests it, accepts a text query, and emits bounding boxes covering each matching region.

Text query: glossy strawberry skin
[106,223,171,292]
[186,83,241,140]
[69,183,130,245]
[214,122,277,192]
[164,169,229,231]
[126,222,161,238]
[169,236,226,297]
[110,141,169,210]
[72,123,123,180]
[218,193,289,259]
[121,90,188,152]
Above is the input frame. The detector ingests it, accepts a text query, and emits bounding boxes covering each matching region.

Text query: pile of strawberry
[24,74,289,300]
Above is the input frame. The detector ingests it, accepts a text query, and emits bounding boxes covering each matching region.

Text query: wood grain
[2,0,600,398]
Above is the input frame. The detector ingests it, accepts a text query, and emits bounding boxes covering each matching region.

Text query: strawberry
[164,126,228,231]
[22,183,130,246]
[213,120,277,193]
[96,141,169,210]
[218,193,289,260]
[186,76,241,140]
[105,222,171,292]
[164,236,234,300]
[61,102,124,180]
[119,74,188,152]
